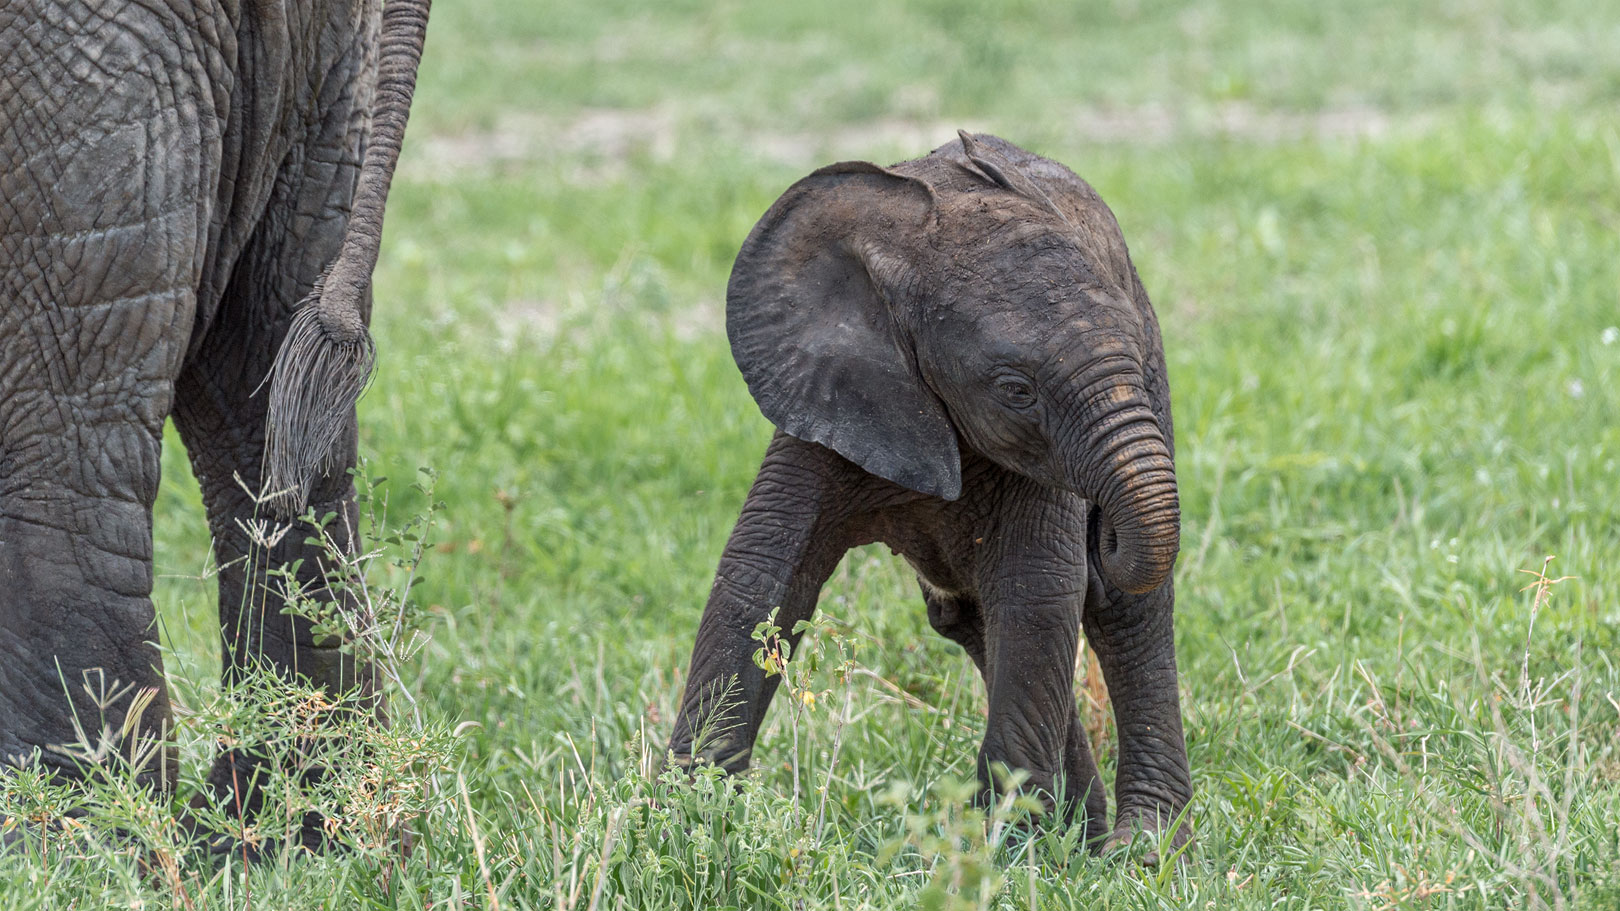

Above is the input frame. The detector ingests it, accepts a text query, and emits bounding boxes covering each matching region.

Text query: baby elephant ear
[727,162,962,500]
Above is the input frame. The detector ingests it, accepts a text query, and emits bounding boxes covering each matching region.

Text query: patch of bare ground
[495,297,723,346]
[405,106,681,182]
[1072,100,1422,144]
[403,102,1431,180]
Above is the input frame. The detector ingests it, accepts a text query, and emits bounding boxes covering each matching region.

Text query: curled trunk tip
[1094,494,1180,594]
[1075,400,1180,594]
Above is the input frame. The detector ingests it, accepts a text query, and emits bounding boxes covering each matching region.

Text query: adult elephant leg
[972,484,1107,843]
[169,15,383,847]
[171,366,377,848]
[0,1,225,793]
[1083,567,1193,860]
[0,414,178,793]
[170,394,375,851]
[668,433,854,774]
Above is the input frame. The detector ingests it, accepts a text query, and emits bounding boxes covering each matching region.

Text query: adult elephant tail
[263,0,432,517]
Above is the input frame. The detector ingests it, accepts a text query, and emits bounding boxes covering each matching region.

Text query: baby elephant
[669,132,1191,855]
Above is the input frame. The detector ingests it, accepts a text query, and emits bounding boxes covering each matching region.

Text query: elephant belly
[885,524,977,598]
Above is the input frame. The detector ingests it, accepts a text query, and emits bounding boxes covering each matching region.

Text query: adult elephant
[0,0,430,840]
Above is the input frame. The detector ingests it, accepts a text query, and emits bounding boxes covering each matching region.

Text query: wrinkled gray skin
[1,0,428,849]
[669,134,1192,856]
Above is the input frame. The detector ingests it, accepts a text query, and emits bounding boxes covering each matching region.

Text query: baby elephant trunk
[1070,383,1180,595]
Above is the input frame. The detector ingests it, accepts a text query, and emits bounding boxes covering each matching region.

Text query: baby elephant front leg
[976,592,1107,839]
[971,487,1109,843]
[1084,575,1193,862]
[668,435,852,773]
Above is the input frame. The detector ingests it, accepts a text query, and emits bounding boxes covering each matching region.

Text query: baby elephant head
[728,132,1178,594]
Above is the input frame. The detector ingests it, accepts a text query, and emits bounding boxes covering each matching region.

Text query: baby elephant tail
[262,0,432,518]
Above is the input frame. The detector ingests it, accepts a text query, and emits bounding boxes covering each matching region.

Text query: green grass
[8,1,1620,907]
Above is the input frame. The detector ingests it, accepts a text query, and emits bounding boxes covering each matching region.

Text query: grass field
[6,0,1620,907]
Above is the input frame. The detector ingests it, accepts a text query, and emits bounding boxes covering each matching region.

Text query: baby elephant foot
[664,735,754,778]
[1102,810,1195,867]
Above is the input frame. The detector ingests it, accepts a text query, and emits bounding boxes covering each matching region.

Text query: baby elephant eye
[995,376,1037,408]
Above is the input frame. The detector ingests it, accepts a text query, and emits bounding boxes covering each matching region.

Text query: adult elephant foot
[183,752,328,859]
[184,722,382,861]
[179,795,322,862]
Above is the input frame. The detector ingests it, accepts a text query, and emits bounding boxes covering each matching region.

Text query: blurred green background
[139,0,1620,905]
